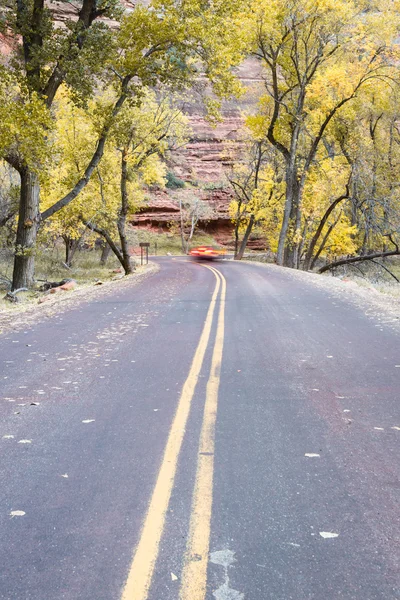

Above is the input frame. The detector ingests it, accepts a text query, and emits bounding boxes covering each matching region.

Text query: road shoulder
[243,260,400,331]
[0,262,159,336]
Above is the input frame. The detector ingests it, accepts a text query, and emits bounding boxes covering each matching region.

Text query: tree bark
[84,220,125,268]
[303,190,349,271]
[310,220,338,270]
[235,214,255,260]
[63,231,85,267]
[11,168,40,290]
[100,242,112,265]
[277,166,300,267]
[179,198,186,254]
[117,149,134,275]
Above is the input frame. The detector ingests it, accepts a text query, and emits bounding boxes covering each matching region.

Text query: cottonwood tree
[176,192,215,254]
[41,91,122,267]
[0,0,247,289]
[246,0,399,267]
[43,89,189,274]
[86,92,189,274]
[317,92,400,273]
[0,0,120,288]
[228,140,284,259]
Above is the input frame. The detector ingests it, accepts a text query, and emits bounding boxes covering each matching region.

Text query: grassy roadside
[0,229,218,288]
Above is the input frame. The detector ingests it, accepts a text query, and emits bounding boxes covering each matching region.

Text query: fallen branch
[4,287,28,303]
[370,259,400,283]
[319,250,400,273]
[39,279,73,291]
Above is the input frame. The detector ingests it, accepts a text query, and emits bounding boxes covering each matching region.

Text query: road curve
[0,258,399,600]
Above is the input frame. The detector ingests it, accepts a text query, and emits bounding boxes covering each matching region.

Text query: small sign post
[139,242,150,265]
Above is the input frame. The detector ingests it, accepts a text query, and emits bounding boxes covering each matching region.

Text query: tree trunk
[310,220,338,270]
[100,242,111,265]
[63,235,81,267]
[235,214,255,260]
[179,198,186,254]
[233,198,242,258]
[277,167,300,267]
[185,213,198,255]
[117,150,134,275]
[12,168,40,290]
[284,192,301,268]
[303,192,348,271]
[64,236,72,266]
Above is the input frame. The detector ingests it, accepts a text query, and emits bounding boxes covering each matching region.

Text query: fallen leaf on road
[10,510,25,517]
[171,573,178,581]
[305,453,320,458]
[319,532,339,539]
[210,549,237,568]
[82,420,95,424]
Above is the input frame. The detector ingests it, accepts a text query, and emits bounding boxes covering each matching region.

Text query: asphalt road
[0,258,399,600]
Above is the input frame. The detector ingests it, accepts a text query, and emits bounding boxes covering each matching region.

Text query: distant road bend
[0,257,399,600]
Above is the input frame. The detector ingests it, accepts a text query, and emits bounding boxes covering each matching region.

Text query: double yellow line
[121,265,226,600]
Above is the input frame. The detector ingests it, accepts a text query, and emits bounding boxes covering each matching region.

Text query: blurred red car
[189,246,220,260]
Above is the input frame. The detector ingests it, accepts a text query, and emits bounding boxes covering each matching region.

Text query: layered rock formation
[132,58,265,247]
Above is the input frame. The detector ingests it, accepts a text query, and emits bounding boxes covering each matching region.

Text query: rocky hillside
[132,58,265,248]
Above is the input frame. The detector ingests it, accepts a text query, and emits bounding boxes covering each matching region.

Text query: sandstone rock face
[132,57,265,247]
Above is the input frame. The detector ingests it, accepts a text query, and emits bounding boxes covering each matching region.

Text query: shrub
[166,171,186,189]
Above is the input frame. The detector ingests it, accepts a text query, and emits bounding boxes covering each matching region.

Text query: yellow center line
[179,265,227,600]
[121,268,221,600]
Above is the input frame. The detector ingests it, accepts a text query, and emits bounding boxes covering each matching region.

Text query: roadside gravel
[0,262,159,336]
[247,261,400,331]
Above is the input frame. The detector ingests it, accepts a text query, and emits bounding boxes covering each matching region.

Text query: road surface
[0,258,399,600]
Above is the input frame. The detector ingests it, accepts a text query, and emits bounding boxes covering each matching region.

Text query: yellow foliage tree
[241,0,400,268]
[42,89,189,274]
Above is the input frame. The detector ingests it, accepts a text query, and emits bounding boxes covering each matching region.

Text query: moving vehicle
[189,246,222,260]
